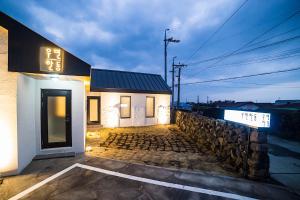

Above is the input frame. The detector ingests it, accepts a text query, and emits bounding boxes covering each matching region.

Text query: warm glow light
[54,96,66,117]
[0,118,16,173]
[49,74,59,80]
[85,146,92,152]
[84,81,90,85]
[40,47,64,73]
[104,94,119,128]
[157,105,170,124]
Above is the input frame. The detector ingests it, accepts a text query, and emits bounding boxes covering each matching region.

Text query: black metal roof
[0,11,91,76]
[91,69,172,94]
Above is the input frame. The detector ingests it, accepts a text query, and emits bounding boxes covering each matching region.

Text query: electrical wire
[181,66,300,85]
[200,10,300,69]
[247,25,300,47]
[188,35,300,66]
[201,48,300,70]
[184,0,249,63]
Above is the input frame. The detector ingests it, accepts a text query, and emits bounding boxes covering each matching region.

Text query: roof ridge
[91,68,162,76]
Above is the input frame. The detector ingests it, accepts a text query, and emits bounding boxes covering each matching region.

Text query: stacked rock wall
[175,110,269,179]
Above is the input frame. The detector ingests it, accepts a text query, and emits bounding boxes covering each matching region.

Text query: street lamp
[164,29,180,84]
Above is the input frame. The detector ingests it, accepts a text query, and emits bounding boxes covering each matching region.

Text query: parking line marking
[9,164,77,200]
[9,163,258,200]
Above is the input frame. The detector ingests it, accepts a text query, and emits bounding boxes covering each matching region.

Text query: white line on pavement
[9,163,258,200]
[8,164,77,200]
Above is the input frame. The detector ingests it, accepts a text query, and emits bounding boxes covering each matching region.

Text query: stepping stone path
[100,131,201,153]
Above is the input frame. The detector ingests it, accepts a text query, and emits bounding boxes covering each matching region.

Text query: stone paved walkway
[99,130,200,153]
[86,125,238,177]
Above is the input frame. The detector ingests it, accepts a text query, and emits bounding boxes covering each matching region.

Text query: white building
[0,12,170,176]
[87,69,171,128]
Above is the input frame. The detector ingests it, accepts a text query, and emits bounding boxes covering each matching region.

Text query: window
[87,96,100,125]
[146,97,155,118]
[120,96,131,118]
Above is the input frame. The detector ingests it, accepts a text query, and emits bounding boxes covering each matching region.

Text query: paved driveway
[1,155,299,200]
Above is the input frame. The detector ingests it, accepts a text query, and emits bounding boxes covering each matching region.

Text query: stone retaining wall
[175,110,269,180]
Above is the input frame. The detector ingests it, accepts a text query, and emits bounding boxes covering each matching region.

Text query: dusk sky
[1,0,300,103]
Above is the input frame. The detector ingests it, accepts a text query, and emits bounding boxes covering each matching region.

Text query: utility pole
[197,95,199,104]
[174,63,187,108]
[164,29,180,83]
[170,56,177,107]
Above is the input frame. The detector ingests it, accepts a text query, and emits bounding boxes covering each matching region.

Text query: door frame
[41,89,72,149]
[87,96,101,125]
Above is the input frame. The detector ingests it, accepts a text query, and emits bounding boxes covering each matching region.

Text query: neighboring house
[0,12,170,176]
[87,69,171,128]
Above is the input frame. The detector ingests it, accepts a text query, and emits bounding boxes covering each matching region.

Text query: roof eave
[90,87,172,95]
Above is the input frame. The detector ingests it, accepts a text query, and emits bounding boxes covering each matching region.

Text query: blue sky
[1,0,300,102]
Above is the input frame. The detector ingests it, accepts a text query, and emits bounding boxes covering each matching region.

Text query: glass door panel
[41,89,71,148]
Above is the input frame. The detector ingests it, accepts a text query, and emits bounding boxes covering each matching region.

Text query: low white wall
[17,74,36,173]
[35,79,86,155]
[87,92,170,128]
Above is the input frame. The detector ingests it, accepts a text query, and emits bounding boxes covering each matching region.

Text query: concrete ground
[85,125,238,178]
[1,155,299,200]
[268,135,300,195]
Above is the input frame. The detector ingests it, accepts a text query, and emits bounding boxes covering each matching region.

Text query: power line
[181,66,300,85]
[187,35,300,66]
[202,80,300,88]
[201,48,300,71]
[185,0,249,63]
[195,85,300,89]
[247,25,300,47]
[201,10,300,68]
[202,21,300,49]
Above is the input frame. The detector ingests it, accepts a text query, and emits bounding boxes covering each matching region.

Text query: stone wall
[175,110,269,180]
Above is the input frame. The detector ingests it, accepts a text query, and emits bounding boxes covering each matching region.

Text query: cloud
[168,0,240,39]
[90,54,125,71]
[28,3,116,45]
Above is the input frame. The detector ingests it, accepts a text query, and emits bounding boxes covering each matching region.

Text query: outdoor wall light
[84,80,90,85]
[85,146,92,152]
[49,74,59,81]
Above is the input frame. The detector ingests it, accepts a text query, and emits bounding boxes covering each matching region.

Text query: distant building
[176,102,192,111]
[275,100,300,105]
[215,101,259,111]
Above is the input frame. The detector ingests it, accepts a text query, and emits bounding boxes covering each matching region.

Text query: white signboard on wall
[224,110,270,128]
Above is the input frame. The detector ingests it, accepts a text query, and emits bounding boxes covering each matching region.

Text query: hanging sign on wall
[40,47,64,73]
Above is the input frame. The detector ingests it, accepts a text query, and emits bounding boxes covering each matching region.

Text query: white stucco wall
[35,79,86,155]
[0,26,19,175]
[87,92,170,128]
[0,26,87,175]
[17,74,36,173]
